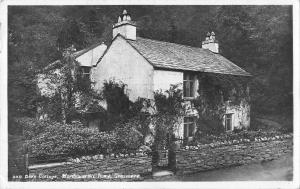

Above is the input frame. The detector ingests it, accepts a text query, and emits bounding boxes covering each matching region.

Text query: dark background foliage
[8,5,293,123]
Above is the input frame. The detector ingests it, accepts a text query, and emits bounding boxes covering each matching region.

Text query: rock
[139,145,151,153]
[153,170,174,177]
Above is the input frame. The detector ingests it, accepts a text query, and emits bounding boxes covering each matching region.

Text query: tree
[152,85,186,171]
[57,19,86,51]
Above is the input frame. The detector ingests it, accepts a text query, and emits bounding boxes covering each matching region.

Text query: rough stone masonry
[27,138,292,181]
[176,138,293,175]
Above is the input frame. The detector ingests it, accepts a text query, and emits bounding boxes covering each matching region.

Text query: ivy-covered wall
[223,99,250,129]
[193,73,251,134]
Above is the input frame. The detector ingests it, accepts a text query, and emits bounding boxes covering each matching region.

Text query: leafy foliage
[113,123,143,153]
[17,117,143,158]
[57,19,86,51]
[192,73,250,135]
[102,80,130,117]
[152,85,185,169]
[193,129,285,145]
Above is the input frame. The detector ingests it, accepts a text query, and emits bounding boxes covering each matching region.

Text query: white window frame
[224,113,233,131]
[183,72,195,98]
[183,116,196,138]
[81,66,91,80]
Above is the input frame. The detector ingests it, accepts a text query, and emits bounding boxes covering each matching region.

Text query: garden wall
[176,138,293,175]
[27,137,293,181]
[29,153,152,181]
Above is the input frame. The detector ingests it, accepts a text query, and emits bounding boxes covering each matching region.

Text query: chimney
[112,10,136,40]
[202,31,219,53]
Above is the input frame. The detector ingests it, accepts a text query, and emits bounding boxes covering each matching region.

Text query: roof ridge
[128,37,251,76]
[135,36,204,50]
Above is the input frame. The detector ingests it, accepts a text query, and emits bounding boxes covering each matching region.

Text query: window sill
[183,97,196,101]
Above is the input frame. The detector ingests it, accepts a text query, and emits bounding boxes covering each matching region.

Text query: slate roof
[126,37,251,76]
[43,42,105,71]
[73,42,104,58]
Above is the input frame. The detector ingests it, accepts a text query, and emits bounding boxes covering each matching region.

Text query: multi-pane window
[184,117,195,138]
[183,73,195,98]
[225,114,233,131]
[81,66,91,80]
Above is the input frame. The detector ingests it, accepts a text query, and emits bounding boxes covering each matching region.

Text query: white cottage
[90,10,251,139]
[38,10,251,140]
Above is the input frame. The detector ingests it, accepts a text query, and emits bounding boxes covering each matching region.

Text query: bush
[14,117,49,140]
[193,129,285,145]
[28,121,116,158]
[195,116,225,136]
[23,117,144,159]
[113,123,143,153]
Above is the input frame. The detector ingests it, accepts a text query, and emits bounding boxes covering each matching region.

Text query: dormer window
[81,66,91,80]
[183,72,195,98]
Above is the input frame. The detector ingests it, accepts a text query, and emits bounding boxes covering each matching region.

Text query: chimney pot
[112,10,136,40]
[202,31,219,53]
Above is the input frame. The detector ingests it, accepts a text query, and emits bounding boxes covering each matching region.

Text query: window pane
[184,124,188,137]
[184,73,189,80]
[184,117,188,123]
[186,82,190,97]
[190,81,194,97]
[188,124,194,136]
[82,67,91,74]
[225,114,232,131]
[183,81,187,97]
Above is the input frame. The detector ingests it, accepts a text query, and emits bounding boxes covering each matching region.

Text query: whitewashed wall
[223,100,251,129]
[92,36,154,101]
[76,44,107,67]
[153,70,183,93]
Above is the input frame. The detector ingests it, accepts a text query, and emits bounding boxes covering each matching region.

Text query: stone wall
[176,138,293,175]
[26,137,293,181]
[29,154,151,181]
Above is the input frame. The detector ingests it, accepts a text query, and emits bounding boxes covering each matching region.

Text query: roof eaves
[153,66,251,77]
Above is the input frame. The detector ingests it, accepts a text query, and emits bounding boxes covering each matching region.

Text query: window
[224,114,233,131]
[184,117,196,138]
[183,73,195,98]
[81,66,91,80]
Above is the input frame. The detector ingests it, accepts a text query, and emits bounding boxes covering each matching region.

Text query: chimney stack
[112,10,136,40]
[202,31,219,53]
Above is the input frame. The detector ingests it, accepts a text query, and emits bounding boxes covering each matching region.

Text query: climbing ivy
[193,72,250,135]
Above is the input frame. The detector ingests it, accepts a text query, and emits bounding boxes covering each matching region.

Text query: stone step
[153,170,174,177]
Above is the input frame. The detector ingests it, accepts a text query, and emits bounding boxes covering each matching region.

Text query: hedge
[192,129,287,145]
[15,117,143,159]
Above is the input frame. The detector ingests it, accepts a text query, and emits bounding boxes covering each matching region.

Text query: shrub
[27,121,116,158]
[193,129,285,145]
[14,117,49,140]
[113,120,143,153]
[25,118,145,159]
[195,116,225,136]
